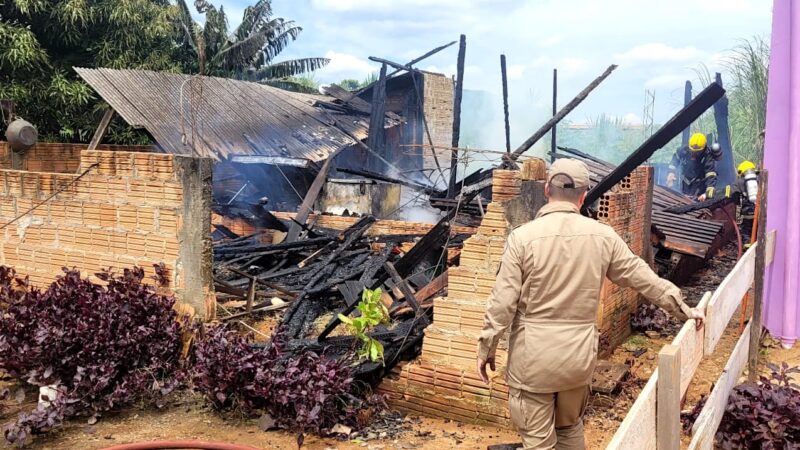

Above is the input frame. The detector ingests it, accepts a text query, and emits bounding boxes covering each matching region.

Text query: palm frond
[235,0,273,41]
[251,58,329,80]
[214,30,268,70]
[260,22,301,64]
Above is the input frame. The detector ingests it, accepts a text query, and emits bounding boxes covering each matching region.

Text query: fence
[607,229,776,450]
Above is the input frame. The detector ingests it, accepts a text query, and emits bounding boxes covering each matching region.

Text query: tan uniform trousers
[508,385,590,450]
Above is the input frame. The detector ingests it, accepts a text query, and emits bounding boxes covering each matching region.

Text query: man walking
[477,158,704,449]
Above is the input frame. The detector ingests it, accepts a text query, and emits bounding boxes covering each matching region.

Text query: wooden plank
[245,277,256,314]
[749,170,768,381]
[285,153,338,242]
[657,345,681,450]
[704,243,757,353]
[766,229,776,267]
[87,108,115,150]
[606,369,658,450]
[689,322,751,450]
[671,292,712,398]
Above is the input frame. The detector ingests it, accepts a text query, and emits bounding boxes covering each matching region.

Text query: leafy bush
[0,266,183,447]
[189,325,380,434]
[631,303,670,332]
[338,288,390,363]
[716,362,800,449]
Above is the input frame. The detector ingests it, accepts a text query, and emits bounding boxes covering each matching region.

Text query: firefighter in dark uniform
[666,132,720,201]
[734,160,760,243]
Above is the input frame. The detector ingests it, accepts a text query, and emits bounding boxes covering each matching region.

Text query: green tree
[725,37,769,164]
[338,79,361,91]
[176,0,328,93]
[0,0,187,143]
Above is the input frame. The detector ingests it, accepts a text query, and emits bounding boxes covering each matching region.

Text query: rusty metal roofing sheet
[75,68,374,162]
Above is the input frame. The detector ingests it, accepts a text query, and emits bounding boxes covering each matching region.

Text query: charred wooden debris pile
[212,208,469,380]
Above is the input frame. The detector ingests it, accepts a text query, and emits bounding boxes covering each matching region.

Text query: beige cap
[548,158,590,189]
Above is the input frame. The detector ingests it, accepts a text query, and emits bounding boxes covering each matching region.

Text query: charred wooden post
[286,154,338,242]
[501,54,511,154]
[713,72,737,187]
[551,68,558,163]
[503,64,618,167]
[367,64,388,173]
[447,34,467,198]
[682,80,693,148]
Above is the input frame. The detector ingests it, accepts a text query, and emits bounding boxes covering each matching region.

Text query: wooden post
[285,153,338,242]
[501,54,511,154]
[88,108,115,151]
[748,170,768,382]
[447,34,466,198]
[245,277,256,314]
[551,68,558,163]
[682,81,692,148]
[657,344,681,450]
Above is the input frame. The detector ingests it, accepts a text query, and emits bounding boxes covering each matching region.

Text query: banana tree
[176,0,328,92]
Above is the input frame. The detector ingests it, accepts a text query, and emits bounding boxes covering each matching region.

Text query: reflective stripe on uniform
[705,171,717,178]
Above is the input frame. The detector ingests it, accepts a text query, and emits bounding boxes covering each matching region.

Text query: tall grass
[725,37,769,164]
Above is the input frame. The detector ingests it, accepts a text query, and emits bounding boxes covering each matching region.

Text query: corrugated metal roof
[75,68,380,162]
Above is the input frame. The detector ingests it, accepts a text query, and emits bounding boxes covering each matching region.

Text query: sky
[207,0,772,148]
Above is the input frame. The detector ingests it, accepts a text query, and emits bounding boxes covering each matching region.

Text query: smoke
[391,186,443,224]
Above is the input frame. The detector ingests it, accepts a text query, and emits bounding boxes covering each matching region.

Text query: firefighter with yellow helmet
[735,160,759,242]
[666,132,721,201]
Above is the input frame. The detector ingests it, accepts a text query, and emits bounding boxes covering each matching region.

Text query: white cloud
[539,34,563,48]
[615,43,705,63]
[507,64,526,80]
[645,73,687,88]
[316,51,377,79]
[561,57,588,72]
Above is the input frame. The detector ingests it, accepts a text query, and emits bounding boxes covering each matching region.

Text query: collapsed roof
[75,68,398,164]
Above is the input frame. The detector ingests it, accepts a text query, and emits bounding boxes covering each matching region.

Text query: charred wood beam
[448,34,467,198]
[554,146,608,166]
[374,217,451,286]
[713,72,737,187]
[501,54,511,154]
[384,262,427,324]
[214,236,330,256]
[367,56,448,182]
[335,167,434,193]
[584,82,726,209]
[503,64,618,167]
[366,63,388,173]
[682,80,693,147]
[551,68,558,163]
[286,151,340,242]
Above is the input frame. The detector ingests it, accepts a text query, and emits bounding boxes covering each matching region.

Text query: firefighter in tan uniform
[477,159,704,449]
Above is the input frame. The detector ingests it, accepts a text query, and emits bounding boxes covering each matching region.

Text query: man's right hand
[477,356,496,384]
[689,308,705,329]
[666,173,677,188]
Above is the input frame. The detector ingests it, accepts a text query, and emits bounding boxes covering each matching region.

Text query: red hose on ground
[100,440,262,450]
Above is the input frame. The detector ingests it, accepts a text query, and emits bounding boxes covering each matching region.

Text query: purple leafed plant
[716,362,800,449]
[189,325,382,435]
[0,266,182,447]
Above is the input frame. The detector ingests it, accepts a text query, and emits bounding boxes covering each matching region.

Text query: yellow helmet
[737,160,756,176]
[688,133,707,151]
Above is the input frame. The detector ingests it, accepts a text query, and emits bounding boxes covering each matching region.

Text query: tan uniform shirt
[478,201,692,393]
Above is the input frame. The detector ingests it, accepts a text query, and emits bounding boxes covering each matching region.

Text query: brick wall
[0,149,215,319]
[378,162,654,427]
[0,142,153,172]
[421,72,454,172]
